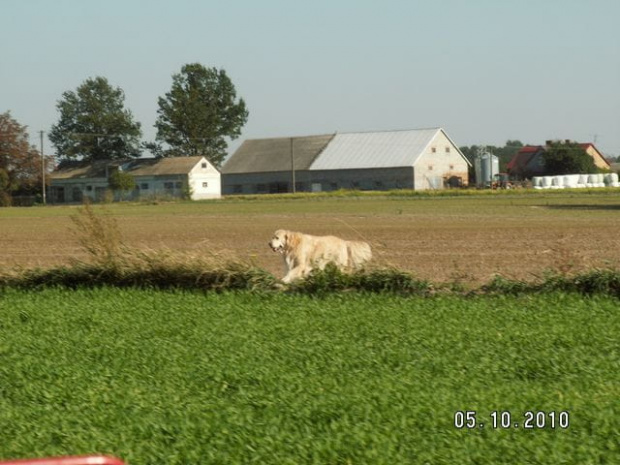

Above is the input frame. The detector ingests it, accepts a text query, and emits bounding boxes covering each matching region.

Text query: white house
[49,156,221,203]
[221,127,470,194]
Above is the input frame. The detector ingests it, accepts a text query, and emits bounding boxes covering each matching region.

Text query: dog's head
[269,229,290,254]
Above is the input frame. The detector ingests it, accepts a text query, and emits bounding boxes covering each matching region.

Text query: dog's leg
[282,266,304,284]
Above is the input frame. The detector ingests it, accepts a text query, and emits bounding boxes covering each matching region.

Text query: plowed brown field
[2,192,619,283]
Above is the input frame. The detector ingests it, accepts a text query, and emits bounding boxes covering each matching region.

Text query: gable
[582,144,611,169]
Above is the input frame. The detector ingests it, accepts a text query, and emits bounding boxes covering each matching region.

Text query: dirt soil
[2,198,619,284]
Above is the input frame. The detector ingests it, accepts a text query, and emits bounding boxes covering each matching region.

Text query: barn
[221,128,470,194]
[49,156,221,203]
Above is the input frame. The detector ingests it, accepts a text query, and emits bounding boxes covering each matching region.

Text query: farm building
[507,141,610,179]
[49,156,221,203]
[221,128,470,194]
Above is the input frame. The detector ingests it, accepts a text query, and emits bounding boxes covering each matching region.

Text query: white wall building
[222,128,471,194]
[49,156,221,202]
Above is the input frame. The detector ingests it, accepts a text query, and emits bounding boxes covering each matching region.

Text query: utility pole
[40,130,46,205]
[290,137,296,194]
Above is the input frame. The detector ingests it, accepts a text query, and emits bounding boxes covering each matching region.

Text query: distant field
[1,190,619,283]
[1,288,618,464]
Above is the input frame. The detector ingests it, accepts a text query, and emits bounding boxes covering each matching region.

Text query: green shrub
[286,264,433,296]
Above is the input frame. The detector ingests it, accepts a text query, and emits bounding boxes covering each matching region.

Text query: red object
[0,456,125,465]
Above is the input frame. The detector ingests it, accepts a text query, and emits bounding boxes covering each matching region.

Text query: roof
[221,134,335,174]
[50,156,210,180]
[223,127,469,174]
[50,159,121,180]
[506,146,543,172]
[309,128,446,170]
[123,156,208,176]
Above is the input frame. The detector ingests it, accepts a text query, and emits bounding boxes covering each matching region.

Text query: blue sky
[2,0,619,158]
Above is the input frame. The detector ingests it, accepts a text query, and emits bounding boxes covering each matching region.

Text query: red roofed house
[507,141,610,179]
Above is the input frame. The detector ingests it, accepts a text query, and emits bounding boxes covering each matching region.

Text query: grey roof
[50,159,123,180]
[221,134,335,174]
[309,128,443,170]
[50,156,210,180]
[124,156,208,176]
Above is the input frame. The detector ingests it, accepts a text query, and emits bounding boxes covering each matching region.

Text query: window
[428,165,434,171]
[449,164,454,170]
[164,182,174,189]
[202,182,208,188]
[269,182,288,193]
[445,147,451,153]
[201,162,207,169]
[175,181,182,189]
[431,147,436,153]
[86,185,93,191]
[140,183,149,190]
[233,185,242,194]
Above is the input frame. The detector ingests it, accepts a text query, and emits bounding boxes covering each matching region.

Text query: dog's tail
[347,241,372,268]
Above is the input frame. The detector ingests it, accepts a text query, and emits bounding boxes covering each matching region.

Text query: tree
[108,169,136,201]
[542,141,597,175]
[49,77,142,162]
[0,111,44,205]
[153,63,249,167]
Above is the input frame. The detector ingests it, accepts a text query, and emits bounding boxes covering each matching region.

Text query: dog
[268,229,372,283]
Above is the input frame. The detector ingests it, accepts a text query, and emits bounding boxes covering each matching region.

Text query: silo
[474,153,499,187]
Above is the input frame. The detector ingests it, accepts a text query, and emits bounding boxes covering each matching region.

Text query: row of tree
[50,63,249,168]
[0,63,248,204]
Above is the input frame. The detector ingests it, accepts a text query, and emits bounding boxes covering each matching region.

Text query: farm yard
[1,190,620,464]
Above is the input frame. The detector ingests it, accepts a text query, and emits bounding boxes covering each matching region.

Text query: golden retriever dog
[268,229,372,283]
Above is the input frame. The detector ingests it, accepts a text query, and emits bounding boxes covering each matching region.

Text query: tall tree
[0,111,44,205]
[542,141,597,175]
[154,63,249,166]
[49,77,142,161]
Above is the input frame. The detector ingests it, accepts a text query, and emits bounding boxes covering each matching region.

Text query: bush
[286,264,433,296]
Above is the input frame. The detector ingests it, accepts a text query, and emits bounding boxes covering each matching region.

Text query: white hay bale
[563,175,579,188]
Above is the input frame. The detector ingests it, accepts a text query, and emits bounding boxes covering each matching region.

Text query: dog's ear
[287,231,300,248]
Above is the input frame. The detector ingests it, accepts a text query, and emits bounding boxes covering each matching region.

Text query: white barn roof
[309,128,444,170]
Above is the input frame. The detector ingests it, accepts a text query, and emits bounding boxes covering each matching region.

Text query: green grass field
[1,288,618,464]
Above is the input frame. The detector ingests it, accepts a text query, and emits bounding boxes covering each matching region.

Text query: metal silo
[474,152,499,187]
